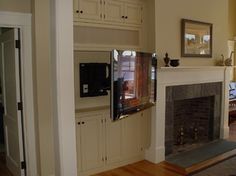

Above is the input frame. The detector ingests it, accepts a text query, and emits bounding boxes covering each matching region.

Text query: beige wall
[32,0,55,175]
[156,0,228,66]
[0,0,31,13]
[229,0,236,40]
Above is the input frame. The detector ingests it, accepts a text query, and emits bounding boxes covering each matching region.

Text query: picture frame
[181,19,213,58]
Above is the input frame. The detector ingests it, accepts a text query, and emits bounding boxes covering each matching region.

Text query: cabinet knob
[125,16,128,19]
[122,16,125,18]
[82,122,85,124]
[77,122,81,125]
[76,10,79,13]
[80,10,83,14]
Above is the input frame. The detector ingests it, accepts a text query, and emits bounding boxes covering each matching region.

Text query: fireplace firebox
[165,82,222,156]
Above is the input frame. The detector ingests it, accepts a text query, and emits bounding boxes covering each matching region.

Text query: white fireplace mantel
[145,66,231,163]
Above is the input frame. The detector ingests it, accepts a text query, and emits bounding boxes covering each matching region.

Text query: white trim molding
[0,11,38,176]
[146,66,230,163]
[51,0,77,175]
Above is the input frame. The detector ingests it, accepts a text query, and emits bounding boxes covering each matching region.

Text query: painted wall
[229,0,236,40]
[155,0,228,67]
[32,0,55,175]
[0,0,31,13]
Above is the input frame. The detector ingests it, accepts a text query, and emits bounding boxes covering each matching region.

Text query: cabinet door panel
[80,115,104,171]
[140,109,151,150]
[76,119,82,172]
[106,117,122,164]
[104,0,124,23]
[78,0,102,20]
[125,2,142,25]
[122,113,141,160]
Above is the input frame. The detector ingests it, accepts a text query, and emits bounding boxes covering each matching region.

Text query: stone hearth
[165,82,222,155]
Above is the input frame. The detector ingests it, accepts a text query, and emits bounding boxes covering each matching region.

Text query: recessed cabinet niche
[74,0,143,26]
[73,24,141,51]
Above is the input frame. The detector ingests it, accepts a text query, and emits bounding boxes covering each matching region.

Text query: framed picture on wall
[181,19,213,57]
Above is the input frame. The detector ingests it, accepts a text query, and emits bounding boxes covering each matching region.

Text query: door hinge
[21,161,26,170]
[15,40,21,49]
[18,102,23,111]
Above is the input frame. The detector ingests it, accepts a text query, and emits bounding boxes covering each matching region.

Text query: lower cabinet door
[140,108,151,150]
[76,119,82,172]
[80,114,104,171]
[105,117,123,164]
[122,113,141,160]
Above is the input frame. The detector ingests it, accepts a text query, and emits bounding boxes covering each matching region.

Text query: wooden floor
[94,160,183,176]
[94,122,236,176]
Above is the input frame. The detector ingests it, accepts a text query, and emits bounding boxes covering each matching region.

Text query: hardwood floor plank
[93,161,184,176]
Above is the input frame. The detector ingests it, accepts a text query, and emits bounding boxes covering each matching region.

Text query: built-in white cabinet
[140,109,151,150]
[123,1,142,25]
[104,0,142,25]
[122,113,141,160]
[76,108,151,175]
[74,0,102,21]
[74,0,143,26]
[76,114,104,172]
[104,0,124,23]
[105,116,123,165]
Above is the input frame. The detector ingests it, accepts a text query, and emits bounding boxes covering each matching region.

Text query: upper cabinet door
[76,0,103,21]
[104,0,124,23]
[124,2,142,25]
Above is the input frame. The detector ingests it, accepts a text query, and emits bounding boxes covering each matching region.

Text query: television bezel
[110,49,157,121]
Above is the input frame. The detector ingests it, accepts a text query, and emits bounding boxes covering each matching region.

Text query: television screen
[111,50,157,121]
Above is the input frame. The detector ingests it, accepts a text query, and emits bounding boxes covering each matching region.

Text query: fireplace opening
[165,83,222,156]
[172,96,214,155]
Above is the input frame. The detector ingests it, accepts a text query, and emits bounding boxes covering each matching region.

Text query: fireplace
[165,82,222,156]
[145,67,230,164]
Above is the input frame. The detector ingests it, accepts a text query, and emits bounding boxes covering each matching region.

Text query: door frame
[0,11,38,175]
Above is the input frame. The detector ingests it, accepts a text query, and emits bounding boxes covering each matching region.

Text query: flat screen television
[111,50,157,121]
